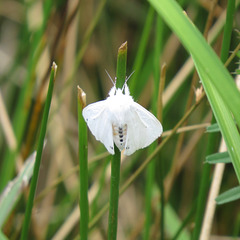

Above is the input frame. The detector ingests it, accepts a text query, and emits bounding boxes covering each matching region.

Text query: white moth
[82,74,163,156]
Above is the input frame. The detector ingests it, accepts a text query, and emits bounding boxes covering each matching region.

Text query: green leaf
[148,0,240,129]
[0,230,9,240]
[0,151,36,228]
[216,186,240,205]
[206,151,231,164]
[78,87,89,240]
[165,204,190,240]
[147,0,240,184]
[20,62,57,240]
[206,123,220,133]
[194,61,240,183]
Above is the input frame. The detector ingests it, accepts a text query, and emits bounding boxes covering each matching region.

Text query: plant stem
[78,86,89,240]
[108,146,121,240]
[20,62,57,240]
[220,0,235,63]
[116,42,127,88]
[130,6,154,94]
[108,42,127,240]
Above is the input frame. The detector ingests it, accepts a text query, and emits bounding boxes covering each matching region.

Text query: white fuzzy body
[82,84,163,156]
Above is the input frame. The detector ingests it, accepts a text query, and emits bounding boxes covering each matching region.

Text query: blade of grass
[61,0,106,97]
[206,151,231,164]
[0,230,8,240]
[0,151,36,228]
[77,86,89,240]
[172,201,196,240]
[206,123,220,133]
[20,62,57,240]
[108,42,127,240]
[194,61,240,183]
[220,0,236,63]
[144,14,164,240]
[0,0,52,191]
[216,186,240,205]
[148,1,238,239]
[129,6,154,97]
[108,146,121,240]
[148,0,240,128]
[165,204,190,240]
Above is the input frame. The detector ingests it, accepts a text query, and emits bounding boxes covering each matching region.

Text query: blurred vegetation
[0,0,240,239]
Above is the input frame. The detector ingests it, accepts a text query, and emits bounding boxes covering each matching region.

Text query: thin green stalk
[116,42,127,89]
[154,16,165,240]
[108,146,121,240]
[144,14,164,240]
[0,0,52,191]
[61,0,106,96]
[172,201,196,240]
[77,86,89,240]
[144,161,155,240]
[129,6,154,96]
[20,62,57,240]
[158,64,166,240]
[220,0,235,63]
[108,42,127,240]
[192,154,212,240]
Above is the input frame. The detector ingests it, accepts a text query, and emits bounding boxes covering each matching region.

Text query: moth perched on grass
[83,74,163,156]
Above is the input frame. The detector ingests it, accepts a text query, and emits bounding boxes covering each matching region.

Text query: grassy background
[0,0,240,239]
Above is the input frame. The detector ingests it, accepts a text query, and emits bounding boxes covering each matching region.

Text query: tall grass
[0,0,240,239]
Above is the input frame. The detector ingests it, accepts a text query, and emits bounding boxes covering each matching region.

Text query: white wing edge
[82,101,115,155]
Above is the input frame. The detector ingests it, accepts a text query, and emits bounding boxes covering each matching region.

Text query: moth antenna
[122,71,135,91]
[125,71,135,83]
[105,69,115,86]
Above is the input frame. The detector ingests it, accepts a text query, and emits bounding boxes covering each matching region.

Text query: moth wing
[82,100,114,154]
[124,102,163,156]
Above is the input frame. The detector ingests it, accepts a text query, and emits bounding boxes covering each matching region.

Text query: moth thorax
[112,124,127,151]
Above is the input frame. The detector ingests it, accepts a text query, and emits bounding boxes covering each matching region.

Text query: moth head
[105,70,135,96]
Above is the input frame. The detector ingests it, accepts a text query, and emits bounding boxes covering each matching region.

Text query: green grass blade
[194,61,240,183]
[0,230,8,240]
[165,204,190,240]
[144,161,155,240]
[144,14,165,240]
[0,151,36,228]
[216,186,240,205]
[108,42,127,240]
[220,0,236,63]
[172,202,196,240]
[206,151,231,164]
[20,62,57,240]
[206,123,220,133]
[108,147,121,240]
[78,87,89,240]
[148,0,240,128]
[0,0,53,191]
[129,6,154,96]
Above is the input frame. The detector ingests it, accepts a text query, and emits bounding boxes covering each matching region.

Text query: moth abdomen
[112,124,127,151]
